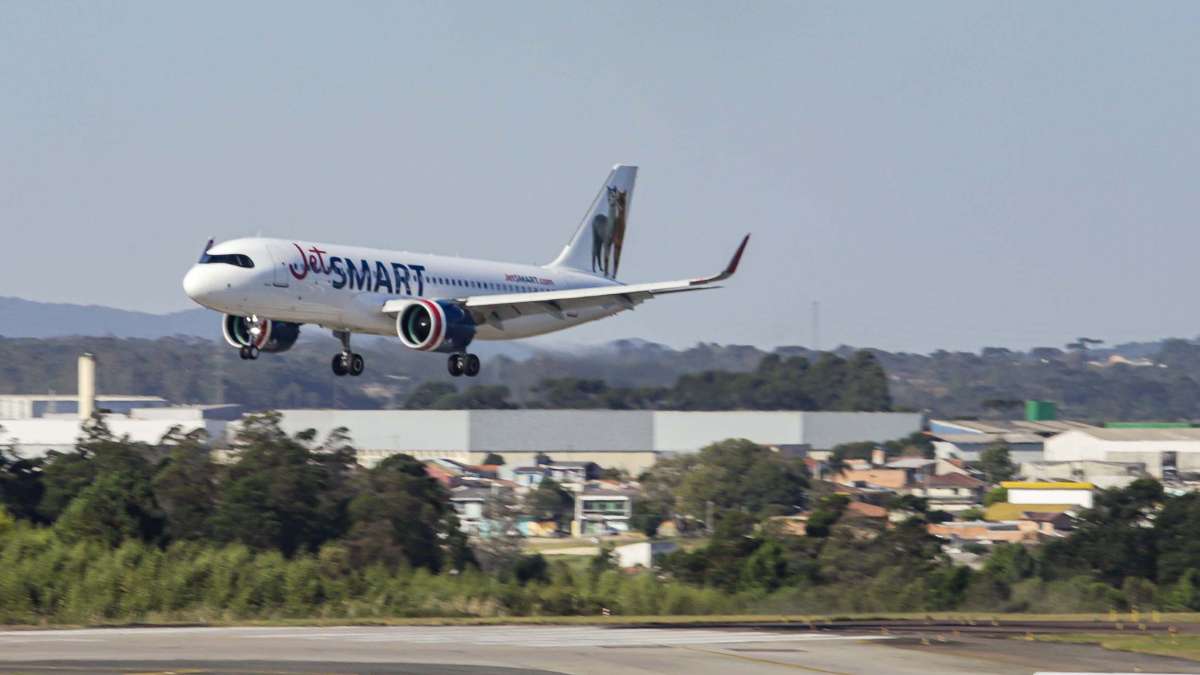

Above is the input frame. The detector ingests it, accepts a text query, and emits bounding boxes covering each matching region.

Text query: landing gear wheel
[464,353,481,377]
[349,353,365,376]
[239,346,259,360]
[448,353,466,377]
[331,354,348,376]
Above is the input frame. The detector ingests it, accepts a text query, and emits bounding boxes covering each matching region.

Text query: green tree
[345,453,461,571]
[978,445,1016,484]
[984,543,1036,583]
[210,412,353,555]
[631,499,665,537]
[841,351,893,411]
[55,470,164,546]
[526,479,574,527]
[0,429,44,522]
[677,439,808,524]
[404,382,457,409]
[152,427,218,541]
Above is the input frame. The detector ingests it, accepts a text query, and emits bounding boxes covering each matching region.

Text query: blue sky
[2,2,1198,352]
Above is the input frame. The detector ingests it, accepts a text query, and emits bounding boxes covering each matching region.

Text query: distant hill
[0,297,214,340]
[0,297,538,358]
[6,298,1200,421]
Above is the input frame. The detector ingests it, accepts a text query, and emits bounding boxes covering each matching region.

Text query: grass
[13,612,1200,631]
[1033,633,1200,662]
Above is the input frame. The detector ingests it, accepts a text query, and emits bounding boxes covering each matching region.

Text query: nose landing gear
[331,330,365,377]
[448,353,480,377]
[238,346,259,360]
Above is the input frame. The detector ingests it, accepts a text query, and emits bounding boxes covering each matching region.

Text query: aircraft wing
[383,234,748,327]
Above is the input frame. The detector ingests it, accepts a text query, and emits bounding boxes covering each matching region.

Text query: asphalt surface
[0,624,1198,674]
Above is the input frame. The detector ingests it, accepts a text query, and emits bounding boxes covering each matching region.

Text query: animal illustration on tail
[590,186,629,278]
[591,212,613,276]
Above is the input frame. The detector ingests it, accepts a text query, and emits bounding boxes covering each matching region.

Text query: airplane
[182,165,749,378]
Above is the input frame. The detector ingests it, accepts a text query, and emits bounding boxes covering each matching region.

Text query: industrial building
[261,409,925,472]
[2,353,923,472]
[0,394,170,420]
[1043,427,1200,479]
[0,354,240,457]
[929,401,1098,464]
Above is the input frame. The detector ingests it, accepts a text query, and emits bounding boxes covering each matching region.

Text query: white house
[572,489,633,536]
[1002,481,1094,510]
[614,541,678,569]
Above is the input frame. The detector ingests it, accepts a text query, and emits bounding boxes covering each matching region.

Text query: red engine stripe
[253,319,271,349]
[417,300,445,351]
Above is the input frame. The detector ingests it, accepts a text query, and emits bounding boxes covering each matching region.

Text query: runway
[0,624,1198,674]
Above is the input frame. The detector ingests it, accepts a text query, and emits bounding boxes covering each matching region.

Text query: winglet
[723,234,750,278]
[691,234,750,285]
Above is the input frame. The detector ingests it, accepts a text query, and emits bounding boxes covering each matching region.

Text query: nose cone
[183,265,219,305]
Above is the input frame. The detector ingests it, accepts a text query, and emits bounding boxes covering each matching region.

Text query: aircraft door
[265,242,295,288]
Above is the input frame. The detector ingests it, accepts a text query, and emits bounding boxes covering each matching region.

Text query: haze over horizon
[3,3,1198,353]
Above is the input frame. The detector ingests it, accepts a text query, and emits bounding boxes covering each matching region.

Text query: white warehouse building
[260,409,925,472]
[1044,428,1200,479]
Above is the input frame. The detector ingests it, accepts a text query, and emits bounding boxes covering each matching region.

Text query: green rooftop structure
[1025,400,1057,422]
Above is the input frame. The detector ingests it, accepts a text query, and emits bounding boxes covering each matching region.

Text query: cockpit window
[199,252,255,268]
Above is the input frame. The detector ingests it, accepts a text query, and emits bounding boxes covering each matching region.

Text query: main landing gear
[331,330,365,377]
[448,353,481,378]
[238,345,259,360]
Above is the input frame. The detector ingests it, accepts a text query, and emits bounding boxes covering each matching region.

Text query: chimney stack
[78,353,96,420]
[871,447,886,467]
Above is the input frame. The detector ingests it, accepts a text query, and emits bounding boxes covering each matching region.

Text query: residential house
[449,486,491,535]
[572,488,634,536]
[614,541,679,569]
[545,461,600,485]
[512,466,548,489]
[910,473,986,512]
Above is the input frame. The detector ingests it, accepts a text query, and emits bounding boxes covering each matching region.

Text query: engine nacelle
[395,300,475,353]
[221,315,301,353]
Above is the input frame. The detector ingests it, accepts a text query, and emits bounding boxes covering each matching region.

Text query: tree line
[402,351,893,411]
[8,418,1200,623]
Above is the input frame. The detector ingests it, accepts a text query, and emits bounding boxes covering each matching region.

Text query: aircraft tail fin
[547,164,637,279]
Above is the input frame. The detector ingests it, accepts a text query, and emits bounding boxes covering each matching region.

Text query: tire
[447,354,465,377]
[464,353,481,377]
[246,346,259,360]
[349,353,365,376]
[239,346,249,360]
[331,354,348,376]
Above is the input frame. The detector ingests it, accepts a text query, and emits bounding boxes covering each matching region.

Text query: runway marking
[0,634,102,638]
[680,645,853,674]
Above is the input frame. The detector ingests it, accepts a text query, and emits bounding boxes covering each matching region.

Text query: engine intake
[396,300,475,353]
[221,315,301,353]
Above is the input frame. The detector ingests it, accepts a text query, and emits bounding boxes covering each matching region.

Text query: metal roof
[1001,481,1095,490]
[932,419,1097,435]
[933,433,1046,445]
[1064,428,1200,442]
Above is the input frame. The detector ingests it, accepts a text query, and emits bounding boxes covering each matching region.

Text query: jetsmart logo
[289,242,427,295]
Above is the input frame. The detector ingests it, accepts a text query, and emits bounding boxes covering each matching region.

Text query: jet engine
[395,299,476,353]
[221,315,301,353]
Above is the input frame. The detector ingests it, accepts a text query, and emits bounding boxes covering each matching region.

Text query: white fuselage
[182,237,625,340]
